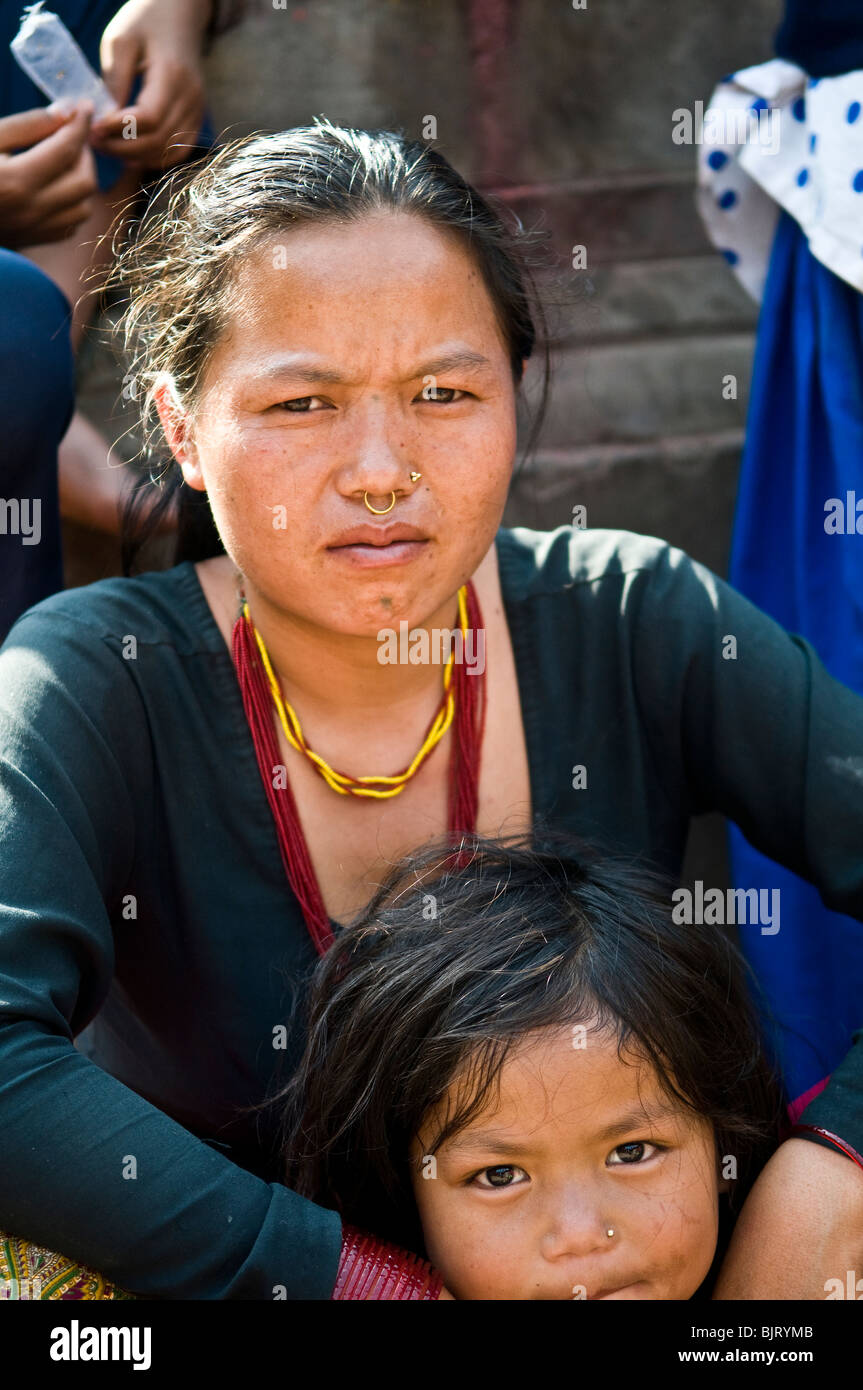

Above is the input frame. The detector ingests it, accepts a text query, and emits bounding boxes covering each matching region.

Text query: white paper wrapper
[10,3,118,120]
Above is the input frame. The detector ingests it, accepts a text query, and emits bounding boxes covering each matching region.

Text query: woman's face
[410,1025,722,1300]
[159,210,519,634]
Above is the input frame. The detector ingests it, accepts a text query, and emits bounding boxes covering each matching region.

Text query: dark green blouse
[0,524,861,1298]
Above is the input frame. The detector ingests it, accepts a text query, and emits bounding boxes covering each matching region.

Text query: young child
[275,833,786,1300]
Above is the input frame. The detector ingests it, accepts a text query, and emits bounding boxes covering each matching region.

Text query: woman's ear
[153,375,205,492]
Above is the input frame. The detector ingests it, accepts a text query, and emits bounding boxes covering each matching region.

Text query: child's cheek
[637,1186,720,1299]
[418,1187,530,1300]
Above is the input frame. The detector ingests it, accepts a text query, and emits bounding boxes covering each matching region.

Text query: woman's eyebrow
[249,349,494,387]
[410,350,493,378]
[252,357,348,386]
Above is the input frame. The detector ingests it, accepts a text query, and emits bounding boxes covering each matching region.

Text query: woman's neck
[197,542,498,722]
[241,579,466,718]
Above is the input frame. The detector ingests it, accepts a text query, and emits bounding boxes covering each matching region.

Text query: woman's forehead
[212,218,508,371]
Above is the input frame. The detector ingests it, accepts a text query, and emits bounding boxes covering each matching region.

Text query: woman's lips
[327,539,428,567]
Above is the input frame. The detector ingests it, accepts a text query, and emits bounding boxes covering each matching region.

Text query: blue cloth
[728,205,863,1102]
[0,249,74,643]
[776,0,863,80]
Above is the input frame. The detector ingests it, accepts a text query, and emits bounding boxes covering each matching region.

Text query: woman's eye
[273,396,327,412]
[417,386,465,404]
[472,1164,529,1189]
[607,1141,660,1166]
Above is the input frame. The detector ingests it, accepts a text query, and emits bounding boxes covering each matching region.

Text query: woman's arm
[631,541,863,1293]
[713,1137,863,1299]
[0,600,446,1299]
[715,1030,863,1298]
[632,540,863,920]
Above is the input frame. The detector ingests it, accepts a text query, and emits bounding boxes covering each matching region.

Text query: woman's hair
[273,832,785,1254]
[107,116,553,573]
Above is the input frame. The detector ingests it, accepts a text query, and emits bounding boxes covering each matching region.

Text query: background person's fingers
[90,59,191,161]
[117,99,200,167]
[99,22,140,109]
[129,54,200,135]
[113,56,180,139]
[0,105,74,154]
[30,145,98,219]
[1,188,95,247]
[11,106,95,189]
[93,89,200,166]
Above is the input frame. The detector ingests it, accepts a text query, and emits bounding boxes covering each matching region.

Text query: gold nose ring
[364,491,397,514]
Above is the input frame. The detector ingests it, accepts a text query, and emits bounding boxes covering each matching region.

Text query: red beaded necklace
[231,582,487,955]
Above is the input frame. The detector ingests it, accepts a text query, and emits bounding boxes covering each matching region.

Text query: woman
[0,119,861,1300]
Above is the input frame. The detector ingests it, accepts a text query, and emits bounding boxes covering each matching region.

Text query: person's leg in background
[0,250,75,643]
[23,162,145,537]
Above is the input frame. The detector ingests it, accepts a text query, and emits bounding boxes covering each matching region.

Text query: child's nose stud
[606,1228,615,1238]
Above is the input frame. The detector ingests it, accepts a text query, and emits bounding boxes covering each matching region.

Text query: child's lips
[588,1279,648,1300]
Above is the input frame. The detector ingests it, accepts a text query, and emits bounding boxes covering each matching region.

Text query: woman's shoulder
[0,562,223,661]
[496,523,685,601]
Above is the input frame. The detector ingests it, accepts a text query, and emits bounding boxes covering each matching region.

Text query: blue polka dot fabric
[696,58,863,300]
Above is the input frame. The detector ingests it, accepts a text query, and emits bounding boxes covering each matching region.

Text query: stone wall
[72,0,788,887]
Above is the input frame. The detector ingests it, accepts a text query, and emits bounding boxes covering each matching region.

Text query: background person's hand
[713,1137,863,1299]
[0,105,97,248]
[90,0,211,169]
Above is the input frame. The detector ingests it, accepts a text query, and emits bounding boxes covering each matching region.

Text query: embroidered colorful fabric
[0,1227,442,1300]
[0,1233,135,1300]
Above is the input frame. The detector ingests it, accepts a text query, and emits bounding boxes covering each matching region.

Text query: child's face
[409,1023,722,1299]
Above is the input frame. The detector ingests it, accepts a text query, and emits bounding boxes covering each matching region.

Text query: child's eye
[471,1164,529,1189]
[607,1141,663,1166]
[272,396,329,412]
[416,386,467,404]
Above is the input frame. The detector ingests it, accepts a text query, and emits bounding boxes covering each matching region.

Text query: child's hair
[274,832,785,1255]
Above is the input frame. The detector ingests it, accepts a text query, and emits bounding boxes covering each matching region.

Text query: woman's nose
[340,403,413,497]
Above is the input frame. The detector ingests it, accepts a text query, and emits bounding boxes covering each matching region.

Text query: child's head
[278,834,784,1299]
